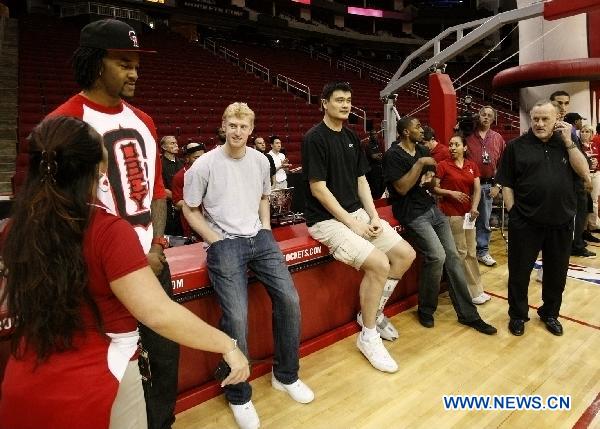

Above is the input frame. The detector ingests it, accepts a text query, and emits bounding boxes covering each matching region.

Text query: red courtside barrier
[0,205,421,411]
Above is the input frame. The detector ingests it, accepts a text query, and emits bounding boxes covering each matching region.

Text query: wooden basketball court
[174,232,600,429]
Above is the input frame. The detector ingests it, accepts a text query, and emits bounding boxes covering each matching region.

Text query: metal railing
[343,55,392,79]
[350,106,367,131]
[336,60,362,78]
[244,58,269,81]
[316,52,332,67]
[465,84,485,100]
[491,93,514,111]
[60,2,151,26]
[218,46,239,65]
[203,38,217,54]
[276,74,311,104]
[408,81,428,98]
[369,70,389,85]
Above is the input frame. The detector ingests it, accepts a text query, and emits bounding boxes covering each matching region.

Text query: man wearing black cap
[564,112,597,257]
[48,19,179,429]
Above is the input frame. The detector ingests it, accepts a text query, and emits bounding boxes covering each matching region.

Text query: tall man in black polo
[497,101,591,337]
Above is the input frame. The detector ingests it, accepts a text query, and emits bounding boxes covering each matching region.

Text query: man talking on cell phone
[496,100,591,337]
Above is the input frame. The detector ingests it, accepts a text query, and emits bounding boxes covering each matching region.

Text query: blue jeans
[404,206,480,323]
[476,184,493,257]
[206,229,301,405]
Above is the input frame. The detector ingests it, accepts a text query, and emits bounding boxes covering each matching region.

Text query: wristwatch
[151,236,169,249]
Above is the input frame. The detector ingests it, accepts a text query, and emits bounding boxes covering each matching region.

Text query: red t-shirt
[465,129,505,179]
[171,165,194,237]
[431,142,452,164]
[586,138,600,173]
[0,207,148,429]
[437,159,480,216]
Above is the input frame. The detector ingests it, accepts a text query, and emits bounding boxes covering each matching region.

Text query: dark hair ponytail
[2,116,104,361]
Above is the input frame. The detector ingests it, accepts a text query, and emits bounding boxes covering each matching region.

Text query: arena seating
[13,15,521,192]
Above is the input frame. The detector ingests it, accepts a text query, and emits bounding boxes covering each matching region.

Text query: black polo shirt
[383,143,436,224]
[496,129,577,226]
[302,121,369,226]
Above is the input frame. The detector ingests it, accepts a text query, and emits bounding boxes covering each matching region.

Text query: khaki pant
[448,216,483,299]
[110,360,148,429]
[308,208,403,270]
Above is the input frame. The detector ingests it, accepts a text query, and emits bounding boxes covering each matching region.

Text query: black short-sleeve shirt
[496,130,577,226]
[162,157,184,190]
[383,143,436,224]
[302,122,369,225]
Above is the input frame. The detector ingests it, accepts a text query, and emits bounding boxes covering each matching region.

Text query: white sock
[378,278,399,312]
[361,326,378,340]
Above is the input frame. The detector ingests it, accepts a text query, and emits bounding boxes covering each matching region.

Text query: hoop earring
[99,171,109,193]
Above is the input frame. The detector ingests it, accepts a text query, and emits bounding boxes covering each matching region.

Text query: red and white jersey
[48,94,166,253]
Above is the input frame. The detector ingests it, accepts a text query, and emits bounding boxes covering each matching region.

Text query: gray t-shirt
[184,145,271,238]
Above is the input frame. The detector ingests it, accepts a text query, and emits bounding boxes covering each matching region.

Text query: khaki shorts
[308,208,403,270]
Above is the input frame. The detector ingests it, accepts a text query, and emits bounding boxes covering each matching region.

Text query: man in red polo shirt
[465,106,505,266]
[171,142,205,239]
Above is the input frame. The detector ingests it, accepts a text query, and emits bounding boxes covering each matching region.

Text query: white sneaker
[357,311,399,341]
[356,333,398,373]
[472,292,491,305]
[477,254,497,266]
[271,374,315,404]
[229,401,260,429]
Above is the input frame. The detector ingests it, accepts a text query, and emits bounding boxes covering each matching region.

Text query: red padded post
[543,0,600,22]
[428,73,456,147]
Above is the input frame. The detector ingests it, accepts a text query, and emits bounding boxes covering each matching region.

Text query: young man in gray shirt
[183,102,313,429]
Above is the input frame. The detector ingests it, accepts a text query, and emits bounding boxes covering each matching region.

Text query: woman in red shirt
[0,116,249,429]
[435,134,490,305]
[582,124,600,233]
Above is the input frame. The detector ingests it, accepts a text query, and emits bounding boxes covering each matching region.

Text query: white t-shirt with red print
[48,94,167,253]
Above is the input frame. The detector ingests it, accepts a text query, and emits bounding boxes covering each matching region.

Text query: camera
[456,95,478,137]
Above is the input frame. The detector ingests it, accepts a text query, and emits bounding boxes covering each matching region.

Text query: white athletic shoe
[472,292,491,305]
[477,254,497,266]
[271,374,315,404]
[356,311,399,341]
[229,400,260,429]
[356,333,398,373]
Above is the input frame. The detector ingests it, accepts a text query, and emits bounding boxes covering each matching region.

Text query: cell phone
[214,359,231,382]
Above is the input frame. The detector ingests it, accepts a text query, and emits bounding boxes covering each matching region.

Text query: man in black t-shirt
[302,81,416,374]
[497,101,591,337]
[253,136,276,184]
[365,129,385,199]
[383,117,496,335]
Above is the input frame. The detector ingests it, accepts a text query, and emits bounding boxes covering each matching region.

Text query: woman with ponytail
[0,116,249,429]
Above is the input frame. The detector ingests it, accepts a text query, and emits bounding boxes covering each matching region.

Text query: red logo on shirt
[120,142,148,210]
[103,128,151,229]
